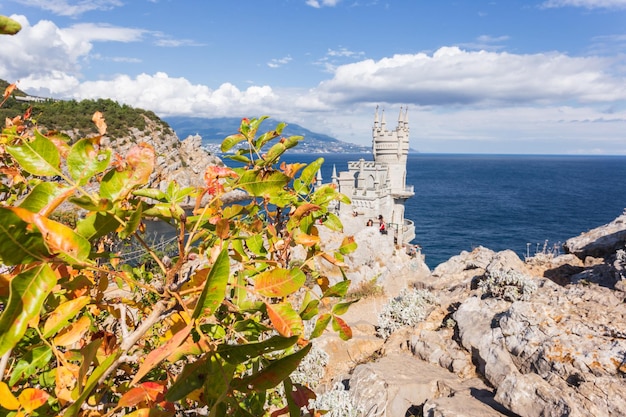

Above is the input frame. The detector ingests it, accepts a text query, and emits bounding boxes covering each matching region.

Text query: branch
[0,349,11,381]
[96,299,174,386]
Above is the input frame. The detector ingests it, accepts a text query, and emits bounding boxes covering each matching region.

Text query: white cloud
[9,0,123,17]
[0,16,149,91]
[312,46,626,106]
[305,0,341,8]
[62,23,147,43]
[541,0,626,9]
[267,55,293,68]
[72,72,282,119]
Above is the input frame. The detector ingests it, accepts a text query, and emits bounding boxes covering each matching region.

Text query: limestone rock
[103,117,222,194]
[564,210,626,259]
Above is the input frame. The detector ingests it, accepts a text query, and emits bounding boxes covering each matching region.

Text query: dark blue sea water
[281,153,626,268]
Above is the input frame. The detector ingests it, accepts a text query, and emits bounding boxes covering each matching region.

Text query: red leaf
[331,315,352,341]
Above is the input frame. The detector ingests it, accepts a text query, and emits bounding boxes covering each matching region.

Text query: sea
[279,153,626,269]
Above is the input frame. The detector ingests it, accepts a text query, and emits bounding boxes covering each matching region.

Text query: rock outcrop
[102,117,222,192]
[314,213,626,417]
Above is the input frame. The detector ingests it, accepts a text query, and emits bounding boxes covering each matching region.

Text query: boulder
[564,211,626,259]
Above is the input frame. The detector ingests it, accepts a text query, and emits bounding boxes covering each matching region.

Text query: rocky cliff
[311,211,626,417]
[100,116,222,192]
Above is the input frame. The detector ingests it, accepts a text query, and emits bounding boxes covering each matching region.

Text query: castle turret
[372,106,411,197]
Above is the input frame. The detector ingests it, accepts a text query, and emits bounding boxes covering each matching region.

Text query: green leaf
[294,158,323,195]
[75,212,121,241]
[0,207,50,265]
[299,299,320,321]
[165,356,208,402]
[68,195,112,212]
[231,344,312,393]
[338,236,357,255]
[132,187,167,201]
[9,345,52,386]
[322,212,343,232]
[119,203,142,239]
[237,170,291,197]
[217,335,299,364]
[224,153,251,164]
[245,234,266,256]
[204,354,236,410]
[257,141,286,167]
[310,313,331,339]
[331,299,358,316]
[0,15,22,35]
[253,129,280,151]
[99,168,133,202]
[0,264,57,356]
[221,133,246,153]
[65,351,121,417]
[323,280,351,298]
[6,130,60,176]
[192,249,230,319]
[254,268,305,298]
[67,137,111,186]
[19,182,74,214]
[283,135,302,150]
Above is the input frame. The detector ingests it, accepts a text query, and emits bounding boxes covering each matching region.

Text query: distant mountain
[163,116,370,154]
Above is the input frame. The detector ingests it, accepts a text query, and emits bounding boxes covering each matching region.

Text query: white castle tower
[333,107,415,245]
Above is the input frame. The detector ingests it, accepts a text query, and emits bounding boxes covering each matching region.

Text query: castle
[327,106,415,246]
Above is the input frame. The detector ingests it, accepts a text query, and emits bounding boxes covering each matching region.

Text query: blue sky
[1,0,626,154]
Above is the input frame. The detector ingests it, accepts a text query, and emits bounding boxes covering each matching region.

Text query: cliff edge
[311,210,626,417]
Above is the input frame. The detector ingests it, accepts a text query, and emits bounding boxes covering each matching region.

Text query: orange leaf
[255,268,305,298]
[124,408,175,417]
[3,83,16,100]
[294,232,320,247]
[118,382,165,408]
[18,388,50,413]
[92,111,107,135]
[131,322,193,385]
[215,218,230,239]
[265,302,303,338]
[290,203,320,222]
[55,364,79,405]
[43,295,90,337]
[0,382,20,410]
[53,315,91,346]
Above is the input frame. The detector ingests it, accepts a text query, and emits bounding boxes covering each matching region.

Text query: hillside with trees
[0,79,171,140]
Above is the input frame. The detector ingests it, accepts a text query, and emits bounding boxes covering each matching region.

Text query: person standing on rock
[378,215,387,234]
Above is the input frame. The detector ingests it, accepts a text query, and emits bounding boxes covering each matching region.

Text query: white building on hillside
[329,106,415,246]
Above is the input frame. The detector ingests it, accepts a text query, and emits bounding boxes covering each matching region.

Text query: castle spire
[374,105,379,129]
[331,164,338,185]
[316,168,323,187]
[381,109,386,128]
[398,106,403,127]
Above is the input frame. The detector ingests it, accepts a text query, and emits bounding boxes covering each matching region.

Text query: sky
[1,0,626,154]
